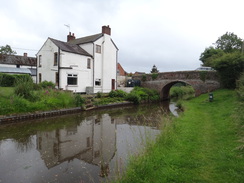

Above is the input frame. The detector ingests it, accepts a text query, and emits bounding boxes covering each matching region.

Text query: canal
[0,101,177,183]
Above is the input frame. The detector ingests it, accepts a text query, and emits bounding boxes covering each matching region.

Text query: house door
[111,79,115,90]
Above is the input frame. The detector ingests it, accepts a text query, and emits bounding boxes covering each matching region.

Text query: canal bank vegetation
[0,74,160,115]
[115,89,244,183]
[170,85,195,99]
[0,75,84,115]
[92,87,160,106]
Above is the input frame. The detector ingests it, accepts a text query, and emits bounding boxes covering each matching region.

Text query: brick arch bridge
[132,71,220,100]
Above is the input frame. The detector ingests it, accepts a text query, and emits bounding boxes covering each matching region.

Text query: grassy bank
[116,89,244,183]
[0,86,160,116]
[0,87,79,115]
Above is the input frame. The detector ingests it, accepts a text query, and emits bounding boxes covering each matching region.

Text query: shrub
[39,81,55,89]
[126,93,141,105]
[108,90,117,98]
[74,94,85,107]
[14,76,34,100]
[0,73,32,87]
[116,90,127,98]
[131,87,160,102]
[0,73,15,86]
[96,92,102,98]
[108,90,127,98]
[151,73,158,80]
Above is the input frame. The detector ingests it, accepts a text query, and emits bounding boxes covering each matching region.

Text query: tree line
[199,32,244,89]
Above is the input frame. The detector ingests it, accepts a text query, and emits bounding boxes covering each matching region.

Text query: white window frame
[67,74,78,86]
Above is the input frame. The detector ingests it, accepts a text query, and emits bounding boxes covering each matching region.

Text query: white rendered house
[37,26,118,93]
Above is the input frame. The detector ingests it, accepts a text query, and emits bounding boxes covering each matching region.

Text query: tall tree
[0,45,17,55]
[211,51,244,88]
[199,32,244,89]
[214,32,243,53]
[150,65,159,73]
[199,46,224,66]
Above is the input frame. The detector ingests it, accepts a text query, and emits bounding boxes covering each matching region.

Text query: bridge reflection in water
[0,102,177,182]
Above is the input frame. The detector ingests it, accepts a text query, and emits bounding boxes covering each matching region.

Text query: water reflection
[0,102,177,183]
[36,114,116,177]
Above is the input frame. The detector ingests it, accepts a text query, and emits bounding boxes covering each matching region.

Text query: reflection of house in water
[36,114,116,175]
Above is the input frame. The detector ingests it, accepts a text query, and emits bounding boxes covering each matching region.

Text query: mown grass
[116,89,244,183]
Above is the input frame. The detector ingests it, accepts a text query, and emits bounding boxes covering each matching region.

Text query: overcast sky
[1,0,244,73]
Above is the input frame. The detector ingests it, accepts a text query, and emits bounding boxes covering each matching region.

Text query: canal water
[0,102,177,183]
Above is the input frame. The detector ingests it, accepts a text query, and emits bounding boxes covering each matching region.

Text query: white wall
[37,39,59,84]
[59,51,93,93]
[37,38,93,93]
[93,34,118,93]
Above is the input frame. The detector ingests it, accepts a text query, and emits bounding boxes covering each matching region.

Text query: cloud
[1,0,244,72]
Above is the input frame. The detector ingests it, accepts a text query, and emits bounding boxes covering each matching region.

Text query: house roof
[0,54,36,66]
[0,67,32,75]
[69,33,103,45]
[49,38,92,57]
[69,33,119,50]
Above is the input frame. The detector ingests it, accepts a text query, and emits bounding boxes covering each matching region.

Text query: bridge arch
[161,80,196,100]
[132,71,220,100]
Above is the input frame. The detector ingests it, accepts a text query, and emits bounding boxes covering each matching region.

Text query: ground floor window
[67,74,78,85]
[95,79,101,86]
[39,73,42,83]
[55,72,59,86]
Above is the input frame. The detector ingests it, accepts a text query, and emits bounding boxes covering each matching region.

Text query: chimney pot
[24,53,27,57]
[67,32,76,42]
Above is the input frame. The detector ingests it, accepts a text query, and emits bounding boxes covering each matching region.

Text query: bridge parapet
[132,71,219,82]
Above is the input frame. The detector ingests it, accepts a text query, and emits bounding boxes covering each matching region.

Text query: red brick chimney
[102,25,111,35]
[67,32,76,42]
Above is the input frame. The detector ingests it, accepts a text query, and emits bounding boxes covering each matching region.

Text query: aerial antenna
[64,24,70,32]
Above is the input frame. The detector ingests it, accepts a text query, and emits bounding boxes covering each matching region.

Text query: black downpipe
[58,47,60,89]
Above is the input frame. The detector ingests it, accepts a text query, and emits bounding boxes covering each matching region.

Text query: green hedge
[0,73,32,87]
